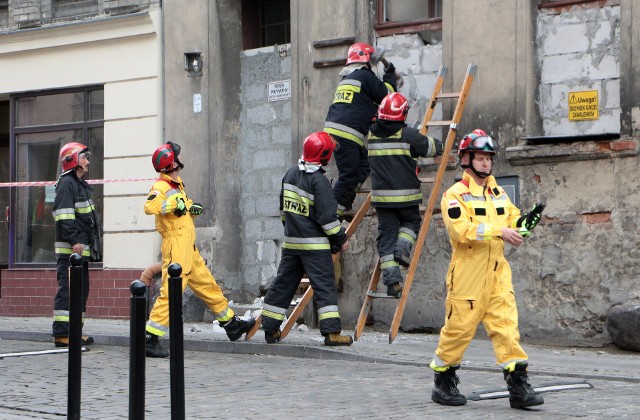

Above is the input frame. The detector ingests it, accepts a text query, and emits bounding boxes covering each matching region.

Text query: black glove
[384,62,396,75]
[430,137,444,156]
[173,197,187,216]
[524,203,545,230]
[189,203,204,216]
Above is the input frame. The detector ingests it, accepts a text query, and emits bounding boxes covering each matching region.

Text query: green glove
[189,203,204,216]
[173,197,187,216]
[518,226,531,238]
[524,203,545,230]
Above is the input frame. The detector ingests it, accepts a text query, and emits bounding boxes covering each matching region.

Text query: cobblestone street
[1,339,638,419]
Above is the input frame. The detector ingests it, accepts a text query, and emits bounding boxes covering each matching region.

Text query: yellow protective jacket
[441,171,521,299]
[144,173,194,235]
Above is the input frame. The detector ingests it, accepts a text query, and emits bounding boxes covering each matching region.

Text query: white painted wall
[0,11,164,269]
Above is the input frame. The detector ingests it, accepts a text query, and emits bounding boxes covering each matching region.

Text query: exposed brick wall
[0,268,142,319]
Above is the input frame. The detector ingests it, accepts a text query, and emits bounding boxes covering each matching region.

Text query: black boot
[431,366,467,406]
[503,363,544,409]
[323,332,353,346]
[221,316,256,341]
[264,330,281,344]
[386,282,403,298]
[145,334,169,358]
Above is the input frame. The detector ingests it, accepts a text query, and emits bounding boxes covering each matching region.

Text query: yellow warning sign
[568,90,599,121]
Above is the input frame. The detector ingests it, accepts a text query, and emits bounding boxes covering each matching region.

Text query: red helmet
[152,141,183,173]
[378,92,410,122]
[346,42,374,65]
[457,129,496,156]
[59,142,89,173]
[302,132,337,165]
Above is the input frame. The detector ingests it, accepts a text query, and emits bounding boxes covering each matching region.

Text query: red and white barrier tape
[0,178,155,187]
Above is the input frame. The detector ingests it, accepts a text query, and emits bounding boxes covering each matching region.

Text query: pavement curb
[3,329,639,384]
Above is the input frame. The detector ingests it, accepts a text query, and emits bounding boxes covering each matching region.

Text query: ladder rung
[419,177,435,183]
[366,291,400,299]
[426,120,455,126]
[436,92,460,99]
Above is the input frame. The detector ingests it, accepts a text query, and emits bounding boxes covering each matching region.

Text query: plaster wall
[0,10,164,269]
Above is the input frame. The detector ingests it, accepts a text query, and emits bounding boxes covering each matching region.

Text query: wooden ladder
[353,63,477,343]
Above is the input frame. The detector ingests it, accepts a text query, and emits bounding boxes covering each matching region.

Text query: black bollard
[168,263,185,420]
[68,253,84,420]
[129,280,147,420]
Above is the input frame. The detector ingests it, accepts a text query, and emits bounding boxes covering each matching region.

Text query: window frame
[241,0,291,50]
[9,85,104,268]
[375,0,442,37]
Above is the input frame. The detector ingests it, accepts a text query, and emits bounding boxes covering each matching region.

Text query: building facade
[1,0,638,347]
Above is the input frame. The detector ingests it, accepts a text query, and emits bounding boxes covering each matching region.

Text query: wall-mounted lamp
[184,52,203,77]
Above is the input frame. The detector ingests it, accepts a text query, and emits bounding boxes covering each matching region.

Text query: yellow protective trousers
[432,172,528,369]
[146,230,233,338]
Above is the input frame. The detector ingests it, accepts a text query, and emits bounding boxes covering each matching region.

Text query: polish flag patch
[449,200,459,207]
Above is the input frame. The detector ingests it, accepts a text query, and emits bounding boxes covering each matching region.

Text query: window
[376,0,442,37]
[10,87,104,266]
[242,0,291,50]
[0,0,8,11]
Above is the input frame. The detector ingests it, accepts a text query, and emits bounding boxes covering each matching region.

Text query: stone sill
[505,138,638,166]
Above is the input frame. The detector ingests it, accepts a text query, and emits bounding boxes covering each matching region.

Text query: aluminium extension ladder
[354,63,477,343]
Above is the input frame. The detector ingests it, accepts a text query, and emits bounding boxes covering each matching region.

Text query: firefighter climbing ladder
[246,63,476,343]
[354,63,477,343]
[245,193,371,340]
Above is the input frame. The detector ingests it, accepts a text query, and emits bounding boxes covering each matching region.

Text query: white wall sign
[268,80,291,102]
[193,94,202,113]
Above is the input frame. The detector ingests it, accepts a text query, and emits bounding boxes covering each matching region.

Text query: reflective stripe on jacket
[280,166,347,252]
[144,173,195,235]
[441,171,522,299]
[324,67,396,145]
[52,172,96,258]
[368,122,436,208]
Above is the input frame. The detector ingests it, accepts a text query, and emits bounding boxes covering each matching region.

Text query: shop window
[242,0,290,50]
[375,0,442,37]
[10,87,104,266]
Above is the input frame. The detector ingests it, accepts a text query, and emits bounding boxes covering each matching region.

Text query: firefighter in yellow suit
[144,141,255,358]
[430,130,544,410]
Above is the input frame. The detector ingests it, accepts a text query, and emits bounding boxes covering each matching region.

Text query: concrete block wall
[9,0,39,26]
[538,4,621,136]
[376,35,444,138]
[239,45,292,291]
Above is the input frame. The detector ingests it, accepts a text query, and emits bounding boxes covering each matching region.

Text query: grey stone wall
[239,45,293,292]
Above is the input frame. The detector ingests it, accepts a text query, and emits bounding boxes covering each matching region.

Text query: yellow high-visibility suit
[432,171,528,370]
[144,173,233,337]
